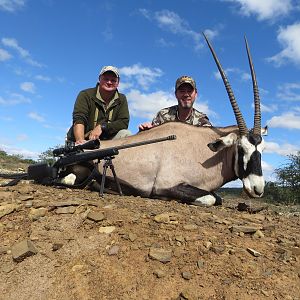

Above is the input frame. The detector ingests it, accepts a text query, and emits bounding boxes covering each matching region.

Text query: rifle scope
[53,139,100,157]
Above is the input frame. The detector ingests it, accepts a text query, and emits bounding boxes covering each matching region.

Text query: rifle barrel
[113,134,176,150]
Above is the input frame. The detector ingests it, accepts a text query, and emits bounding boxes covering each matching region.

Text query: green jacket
[67,85,129,141]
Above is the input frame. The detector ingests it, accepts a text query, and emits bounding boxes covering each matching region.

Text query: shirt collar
[176,105,194,122]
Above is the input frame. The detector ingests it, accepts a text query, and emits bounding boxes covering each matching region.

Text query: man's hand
[89,124,102,140]
[75,139,86,145]
[138,122,154,131]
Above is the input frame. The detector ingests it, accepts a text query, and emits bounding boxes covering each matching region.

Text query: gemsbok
[65,34,267,206]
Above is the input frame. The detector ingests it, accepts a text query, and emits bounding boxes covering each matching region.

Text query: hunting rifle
[0,135,176,196]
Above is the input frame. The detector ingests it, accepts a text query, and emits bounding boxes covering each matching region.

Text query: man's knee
[61,162,93,184]
[112,129,132,140]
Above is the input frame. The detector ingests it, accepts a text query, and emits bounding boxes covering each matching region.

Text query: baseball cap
[99,66,120,78]
[175,75,196,90]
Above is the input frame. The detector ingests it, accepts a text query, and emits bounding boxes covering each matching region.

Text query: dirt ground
[0,175,300,300]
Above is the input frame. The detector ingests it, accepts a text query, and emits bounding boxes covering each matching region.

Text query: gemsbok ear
[261,125,268,136]
[207,133,238,152]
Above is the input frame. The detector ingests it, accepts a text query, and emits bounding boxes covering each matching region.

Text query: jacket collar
[94,84,120,109]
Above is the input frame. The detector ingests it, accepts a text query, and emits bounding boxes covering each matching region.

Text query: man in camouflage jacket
[139,75,211,131]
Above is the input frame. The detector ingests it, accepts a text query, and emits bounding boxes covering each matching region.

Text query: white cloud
[0,115,13,121]
[267,112,300,129]
[0,143,39,160]
[20,81,36,93]
[0,93,31,105]
[261,160,277,182]
[27,112,45,122]
[154,10,202,50]
[56,77,66,83]
[0,0,25,12]
[194,101,216,118]
[138,8,151,20]
[1,37,43,67]
[120,64,163,90]
[267,22,300,66]
[154,10,188,32]
[224,0,293,21]
[223,179,242,188]
[214,71,223,80]
[277,82,300,101]
[156,38,175,48]
[35,75,51,82]
[241,72,251,81]
[252,102,278,113]
[118,81,133,91]
[259,87,270,96]
[262,160,274,172]
[2,37,29,56]
[127,89,176,119]
[126,88,213,120]
[203,29,219,40]
[261,160,278,183]
[139,9,216,51]
[0,48,12,61]
[16,134,28,141]
[102,26,113,41]
[265,141,299,155]
[213,67,250,82]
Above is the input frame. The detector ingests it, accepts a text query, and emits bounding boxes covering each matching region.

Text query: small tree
[275,152,300,190]
[38,145,63,165]
[265,151,300,204]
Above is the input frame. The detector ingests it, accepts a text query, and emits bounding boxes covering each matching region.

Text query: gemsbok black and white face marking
[235,133,265,197]
[204,33,266,198]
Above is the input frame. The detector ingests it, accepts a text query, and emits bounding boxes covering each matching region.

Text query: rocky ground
[0,173,300,300]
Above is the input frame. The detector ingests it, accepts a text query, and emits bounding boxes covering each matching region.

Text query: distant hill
[0,150,35,171]
[218,187,243,196]
[217,187,252,201]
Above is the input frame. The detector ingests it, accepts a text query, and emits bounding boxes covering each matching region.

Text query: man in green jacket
[67,66,131,145]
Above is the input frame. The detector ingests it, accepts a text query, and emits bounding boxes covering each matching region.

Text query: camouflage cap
[175,75,196,90]
[99,65,120,78]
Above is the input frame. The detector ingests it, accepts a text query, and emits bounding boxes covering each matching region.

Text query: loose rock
[149,247,172,263]
[11,239,38,262]
[99,226,116,234]
[247,247,262,257]
[87,211,105,222]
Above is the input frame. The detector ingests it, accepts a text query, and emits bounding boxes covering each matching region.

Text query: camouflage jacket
[152,105,211,127]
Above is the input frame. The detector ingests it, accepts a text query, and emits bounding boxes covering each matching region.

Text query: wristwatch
[101,123,108,132]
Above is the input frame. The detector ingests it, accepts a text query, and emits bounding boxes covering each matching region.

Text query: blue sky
[0,0,299,184]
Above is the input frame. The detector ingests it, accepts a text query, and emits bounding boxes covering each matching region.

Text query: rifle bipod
[56,156,123,197]
[99,156,122,197]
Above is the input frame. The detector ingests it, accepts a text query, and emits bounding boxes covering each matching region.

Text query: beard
[179,99,194,109]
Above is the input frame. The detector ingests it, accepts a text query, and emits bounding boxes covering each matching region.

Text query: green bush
[264,182,299,205]
[0,150,8,158]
